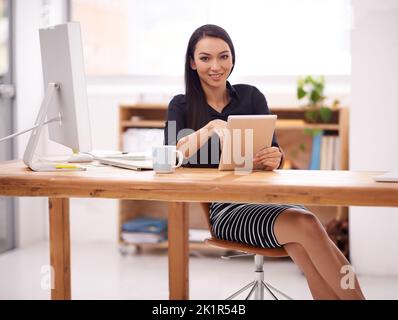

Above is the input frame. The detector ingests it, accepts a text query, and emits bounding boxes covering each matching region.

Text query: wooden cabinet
[118,104,349,253]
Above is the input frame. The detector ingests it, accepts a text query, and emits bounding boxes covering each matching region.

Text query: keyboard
[88,151,149,161]
[105,154,149,161]
[97,157,153,171]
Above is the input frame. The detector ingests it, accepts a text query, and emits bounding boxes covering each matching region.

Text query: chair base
[226,279,293,300]
[225,254,293,300]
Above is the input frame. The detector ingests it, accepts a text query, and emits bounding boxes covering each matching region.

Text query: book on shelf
[121,217,168,244]
[122,217,167,233]
[320,135,328,170]
[333,136,341,170]
[310,132,340,170]
[318,134,338,170]
[309,131,323,170]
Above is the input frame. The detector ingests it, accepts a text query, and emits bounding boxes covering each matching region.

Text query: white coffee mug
[152,145,184,173]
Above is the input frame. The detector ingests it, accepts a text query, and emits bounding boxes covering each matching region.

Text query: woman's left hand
[253,147,282,171]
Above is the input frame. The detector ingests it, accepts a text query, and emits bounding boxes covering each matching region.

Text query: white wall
[14,0,47,247]
[13,0,67,247]
[350,0,398,275]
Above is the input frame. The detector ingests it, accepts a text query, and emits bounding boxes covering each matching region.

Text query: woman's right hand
[207,119,227,134]
[176,119,228,159]
[207,119,228,149]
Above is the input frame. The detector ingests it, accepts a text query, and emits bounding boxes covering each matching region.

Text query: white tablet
[218,115,277,171]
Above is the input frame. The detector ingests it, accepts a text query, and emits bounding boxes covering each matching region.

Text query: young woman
[164,24,365,300]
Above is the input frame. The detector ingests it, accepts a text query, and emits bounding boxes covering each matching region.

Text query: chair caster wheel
[119,245,129,257]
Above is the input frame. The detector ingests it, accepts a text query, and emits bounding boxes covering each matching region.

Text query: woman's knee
[282,209,324,239]
[274,208,325,245]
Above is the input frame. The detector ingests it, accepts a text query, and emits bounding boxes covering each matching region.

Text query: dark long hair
[185,24,235,130]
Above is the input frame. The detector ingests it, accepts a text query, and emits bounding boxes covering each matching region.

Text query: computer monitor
[23,22,92,171]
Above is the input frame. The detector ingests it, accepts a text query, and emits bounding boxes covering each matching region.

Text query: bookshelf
[118,104,349,254]
[272,107,349,230]
[119,104,220,253]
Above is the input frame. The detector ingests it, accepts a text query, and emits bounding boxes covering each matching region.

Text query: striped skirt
[209,202,307,248]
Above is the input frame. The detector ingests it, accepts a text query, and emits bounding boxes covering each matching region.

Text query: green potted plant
[290,76,340,165]
[297,75,339,124]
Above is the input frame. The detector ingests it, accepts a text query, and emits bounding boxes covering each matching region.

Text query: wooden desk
[1,160,398,300]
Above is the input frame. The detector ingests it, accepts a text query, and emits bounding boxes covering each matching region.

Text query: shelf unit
[119,104,220,253]
[272,107,349,229]
[118,104,349,253]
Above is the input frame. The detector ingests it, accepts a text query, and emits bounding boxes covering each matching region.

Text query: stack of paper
[123,128,164,157]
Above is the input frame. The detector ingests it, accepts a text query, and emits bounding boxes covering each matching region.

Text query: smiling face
[190,37,234,90]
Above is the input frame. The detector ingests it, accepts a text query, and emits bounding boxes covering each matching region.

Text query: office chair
[200,202,293,300]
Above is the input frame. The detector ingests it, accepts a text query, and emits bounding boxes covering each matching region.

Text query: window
[71,0,351,76]
[0,0,9,75]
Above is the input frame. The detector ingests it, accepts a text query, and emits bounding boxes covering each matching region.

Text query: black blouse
[164,82,279,168]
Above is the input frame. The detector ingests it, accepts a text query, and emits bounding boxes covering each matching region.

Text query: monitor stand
[23,83,85,172]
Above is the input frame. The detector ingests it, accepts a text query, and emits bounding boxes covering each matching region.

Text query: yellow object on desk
[55,164,85,170]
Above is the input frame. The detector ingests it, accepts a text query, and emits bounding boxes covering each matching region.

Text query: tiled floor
[0,241,397,300]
